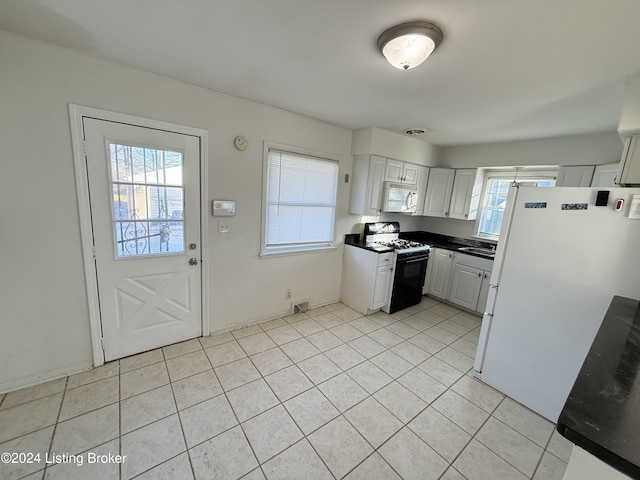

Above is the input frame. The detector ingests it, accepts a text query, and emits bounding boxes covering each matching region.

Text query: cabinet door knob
[478,272,482,277]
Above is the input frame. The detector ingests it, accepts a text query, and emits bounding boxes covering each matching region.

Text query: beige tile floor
[0,297,572,480]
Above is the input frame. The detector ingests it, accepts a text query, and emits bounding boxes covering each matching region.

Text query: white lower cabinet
[341,245,393,314]
[427,249,493,314]
[427,248,454,299]
[448,264,484,310]
[372,263,393,309]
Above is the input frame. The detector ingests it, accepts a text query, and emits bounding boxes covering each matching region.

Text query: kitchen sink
[458,246,496,257]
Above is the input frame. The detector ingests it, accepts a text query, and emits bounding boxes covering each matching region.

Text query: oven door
[385,252,429,314]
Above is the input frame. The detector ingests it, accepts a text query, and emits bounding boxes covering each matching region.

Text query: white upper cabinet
[591,163,620,187]
[384,159,419,184]
[349,155,387,215]
[413,166,430,216]
[449,169,483,220]
[401,163,419,185]
[556,165,595,187]
[384,159,404,183]
[423,168,455,217]
[616,135,640,186]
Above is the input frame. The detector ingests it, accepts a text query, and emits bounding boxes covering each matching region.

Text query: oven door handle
[399,256,429,264]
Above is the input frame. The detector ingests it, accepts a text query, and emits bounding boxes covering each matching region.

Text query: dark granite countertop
[344,231,496,260]
[344,234,394,253]
[401,231,495,257]
[557,295,640,479]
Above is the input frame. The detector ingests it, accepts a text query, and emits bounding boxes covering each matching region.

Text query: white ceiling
[2,0,640,145]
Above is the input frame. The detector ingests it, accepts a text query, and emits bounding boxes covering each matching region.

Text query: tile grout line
[206,334,266,479]
[41,375,69,478]
[440,394,508,479]
[164,349,198,480]
[118,360,123,480]
[4,299,569,480]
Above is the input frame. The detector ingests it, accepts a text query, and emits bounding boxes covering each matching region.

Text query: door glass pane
[108,142,185,258]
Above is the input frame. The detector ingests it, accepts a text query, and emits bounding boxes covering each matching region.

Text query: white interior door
[83,118,202,361]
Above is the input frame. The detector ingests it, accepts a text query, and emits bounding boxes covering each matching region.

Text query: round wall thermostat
[234,136,248,151]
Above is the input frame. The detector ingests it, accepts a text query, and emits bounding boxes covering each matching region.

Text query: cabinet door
[365,156,387,215]
[617,136,640,186]
[449,169,476,220]
[413,166,430,216]
[372,264,393,309]
[402,163,419,185]
[423,168,455,217]
[448,263,483,310]
[476,271,491,314]
[428,249,454,299]
[556,166,595,187]
[590,163,619,187]
[384,159,404,182]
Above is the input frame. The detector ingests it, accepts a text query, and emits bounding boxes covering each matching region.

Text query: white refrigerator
[474,185,640,421]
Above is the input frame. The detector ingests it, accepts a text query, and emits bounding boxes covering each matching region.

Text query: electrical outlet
[285,289,292,299]
[218,221,230,233]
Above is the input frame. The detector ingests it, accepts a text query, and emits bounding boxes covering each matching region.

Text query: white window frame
[474,167,557,241]
[260,141,341,257]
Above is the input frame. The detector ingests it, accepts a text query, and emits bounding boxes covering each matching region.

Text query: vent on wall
[292,301,310,314]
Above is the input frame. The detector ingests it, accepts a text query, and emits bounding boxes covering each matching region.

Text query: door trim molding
[69,104,210,367]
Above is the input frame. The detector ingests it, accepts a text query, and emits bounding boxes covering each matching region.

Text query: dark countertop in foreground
[344,231,496,259]
[557,295,640,479]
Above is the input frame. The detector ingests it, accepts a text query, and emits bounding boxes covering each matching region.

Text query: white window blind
[264,149,339,254]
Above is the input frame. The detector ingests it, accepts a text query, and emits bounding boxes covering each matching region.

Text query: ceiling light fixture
[377,21,443,70]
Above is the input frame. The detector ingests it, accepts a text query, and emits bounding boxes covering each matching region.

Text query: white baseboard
[0,360,93,395]
[209,297,341,336]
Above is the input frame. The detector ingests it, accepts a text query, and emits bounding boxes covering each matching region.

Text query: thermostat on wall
[212,200,236,216]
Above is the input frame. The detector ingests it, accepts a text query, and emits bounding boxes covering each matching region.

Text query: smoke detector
[404,128,428,136]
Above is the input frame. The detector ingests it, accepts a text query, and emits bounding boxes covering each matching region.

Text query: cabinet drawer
[454,252,493,272]
[377,253,393,266]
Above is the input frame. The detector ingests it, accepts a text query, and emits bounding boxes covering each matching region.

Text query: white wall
[0,30,355,392]
[619,71,640,134]
[439,132,623,168]
[352,127,440,167]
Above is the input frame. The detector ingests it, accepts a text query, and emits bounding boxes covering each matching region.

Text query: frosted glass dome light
[377,21,444,70]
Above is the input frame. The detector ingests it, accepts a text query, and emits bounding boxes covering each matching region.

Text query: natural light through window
[477,173,555,240]
[262,148,339,255]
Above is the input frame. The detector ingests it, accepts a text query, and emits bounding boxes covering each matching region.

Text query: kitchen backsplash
[379,212,477,240]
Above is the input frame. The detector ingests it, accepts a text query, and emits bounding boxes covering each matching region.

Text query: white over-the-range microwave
[382,181,418,213]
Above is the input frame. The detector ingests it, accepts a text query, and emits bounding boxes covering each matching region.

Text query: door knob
[189,258,198,265]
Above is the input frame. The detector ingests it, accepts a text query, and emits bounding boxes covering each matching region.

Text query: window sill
[473,233,499,242]
[260,245,337,258]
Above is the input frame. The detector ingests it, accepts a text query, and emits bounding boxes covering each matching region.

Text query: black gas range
[364,222,430,313]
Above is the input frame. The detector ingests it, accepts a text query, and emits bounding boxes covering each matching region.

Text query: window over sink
[261,144,340,256]
[476,168,556,240]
